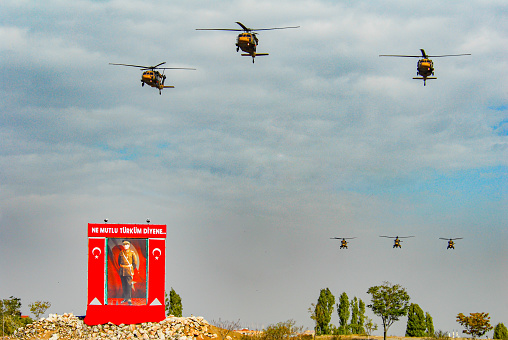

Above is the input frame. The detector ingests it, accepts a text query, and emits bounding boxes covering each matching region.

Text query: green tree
[493,323,508,340]
[337,292,350,334]
[456,312,493,339]
[425,312,434,337]
[350,297,359,334]
[1,296,32,336]
[165,288,182,317]
[28,300,51,319]
[364,317,378,340]
[367,281,411,340]
[358,299,366,334]
[312,288,335,335]
[405,303,426,337]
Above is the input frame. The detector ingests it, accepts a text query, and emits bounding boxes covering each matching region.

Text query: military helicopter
[380,235,414,248]
[439,237,463,249]
[330,237,357,249]
[196,22,299,63]
[109,62,196,94]
[379,49,471,86]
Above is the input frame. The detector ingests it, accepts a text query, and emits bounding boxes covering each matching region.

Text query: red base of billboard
[84,305,165,325]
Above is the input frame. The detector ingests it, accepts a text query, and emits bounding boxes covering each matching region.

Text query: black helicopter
[330,237,357,249]
[196,22,299,63]
[109,62,196,94]
[380,235,414,248]
[439,237,463,249]
[379,49,471,86]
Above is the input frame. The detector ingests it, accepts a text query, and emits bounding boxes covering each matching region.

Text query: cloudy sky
[1,0,507,335]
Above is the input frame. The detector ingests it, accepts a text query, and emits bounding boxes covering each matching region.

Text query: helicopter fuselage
[236,33,258,54]
[417,58,435,78]
[141,70,165,89]
[340,240,348,249]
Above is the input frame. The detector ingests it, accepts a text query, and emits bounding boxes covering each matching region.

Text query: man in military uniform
[118,240,138,305]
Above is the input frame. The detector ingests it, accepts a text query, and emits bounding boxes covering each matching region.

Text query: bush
[432,330,450,339]
[262,320,304,340]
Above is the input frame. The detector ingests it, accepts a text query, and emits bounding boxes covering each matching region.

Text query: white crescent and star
[152,248,161,260]
[92,247,101,259]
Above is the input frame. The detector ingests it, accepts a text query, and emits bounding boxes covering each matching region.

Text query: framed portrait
[106,238,148,306]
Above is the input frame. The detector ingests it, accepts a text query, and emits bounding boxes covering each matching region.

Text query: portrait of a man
[106,238,147,305]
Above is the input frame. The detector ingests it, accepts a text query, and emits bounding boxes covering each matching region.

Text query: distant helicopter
[330,237,357,249]
[196,22,299,63]
[109,62,196,94]
[439,237,463,249]
[379,49,471,86]
[380,236,414,248]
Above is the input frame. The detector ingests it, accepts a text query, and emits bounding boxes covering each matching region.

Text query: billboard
[84,223,166,325]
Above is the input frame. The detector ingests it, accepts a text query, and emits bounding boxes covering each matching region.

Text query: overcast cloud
[0,0,507,335]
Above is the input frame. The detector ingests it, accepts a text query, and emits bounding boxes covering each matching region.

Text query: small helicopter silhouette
[439,237,463,249]
[109,62,196,94]
[380,235,414,248]
[196,22,299,63]
[379,49,471,86]
[330,237,357,249]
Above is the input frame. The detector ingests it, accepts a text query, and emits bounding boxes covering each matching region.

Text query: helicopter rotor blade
[235,22,250,31]
[380,53,471,58]
[251,26,300,31]
[379,55,422,58]
[153,62,166,68]
[426,54,471,57]
[109,63,153,68]
[197,22,299,33]
[156,67,196,70]
[109,62,169,70]
[195,28,244,31]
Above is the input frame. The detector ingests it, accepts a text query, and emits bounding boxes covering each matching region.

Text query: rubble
[12,313,219,340]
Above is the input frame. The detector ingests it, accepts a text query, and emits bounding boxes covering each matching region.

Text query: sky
[0,0,507,336]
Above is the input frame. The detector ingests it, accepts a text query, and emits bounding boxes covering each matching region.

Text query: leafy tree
[405,303,426,337]
[367,281,411,340]
[337,292,350,334]
[262,319,304,340]
[28,300,51,319]
[364,317,378,340]
[493,323,508,340]
[311,288,335,335]
[425,312,435,337]
[1,296,32,336]
[358,299,366,334]
[165,288,182,317]
[456,312,493,339]
[350,297,359,334]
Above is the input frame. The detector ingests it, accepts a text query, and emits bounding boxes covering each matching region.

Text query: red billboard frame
[84,223,167,325]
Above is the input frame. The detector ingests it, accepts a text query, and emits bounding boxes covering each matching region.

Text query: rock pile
[13,313,218,340]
